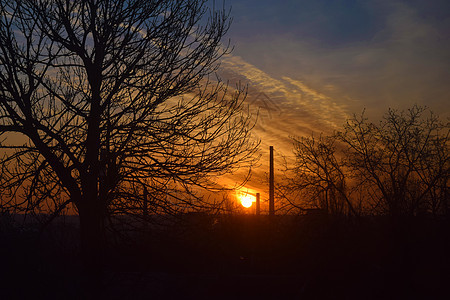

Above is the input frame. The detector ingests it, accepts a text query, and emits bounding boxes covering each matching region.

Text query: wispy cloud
[221,55,350,131]
[218,0,450,199]
[228,0,450,118]
[218,55,351,194]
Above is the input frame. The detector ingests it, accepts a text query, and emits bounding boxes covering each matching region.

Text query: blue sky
[218,0,450,199]
[229,0,383,46]
[225,0,449,114]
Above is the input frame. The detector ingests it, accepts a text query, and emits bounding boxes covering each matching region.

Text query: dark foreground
[1,214,449,299]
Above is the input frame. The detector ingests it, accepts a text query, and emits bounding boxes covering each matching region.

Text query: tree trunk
[78,198,105,297]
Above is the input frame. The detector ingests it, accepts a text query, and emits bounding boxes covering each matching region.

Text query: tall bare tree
[282,105,448,218]
[280,134,357,216]
[0,0,258,280]
[338,105,449,217]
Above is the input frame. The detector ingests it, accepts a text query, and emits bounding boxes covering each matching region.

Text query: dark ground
[1,213,449,299]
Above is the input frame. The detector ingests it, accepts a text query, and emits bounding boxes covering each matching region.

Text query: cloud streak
[228,0,450,118]
[218,55,351,196]
[218,0,450,201]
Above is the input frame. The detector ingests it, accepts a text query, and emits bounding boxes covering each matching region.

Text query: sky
[218,0,450,203]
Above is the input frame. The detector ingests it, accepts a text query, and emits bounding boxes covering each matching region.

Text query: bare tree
[282,105,448,218]
[0,0,258,283]
[280,134,357,216]
[338,105,449,217]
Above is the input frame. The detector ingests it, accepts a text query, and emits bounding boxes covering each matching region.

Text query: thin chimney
[256,193,261,216]
[269,146,274,216]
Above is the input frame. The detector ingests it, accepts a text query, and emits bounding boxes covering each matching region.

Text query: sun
[240,193,254,208]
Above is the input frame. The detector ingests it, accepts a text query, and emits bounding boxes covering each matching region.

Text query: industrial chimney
[269,146,274,216]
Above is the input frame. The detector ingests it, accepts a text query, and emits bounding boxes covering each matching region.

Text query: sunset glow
[239,193,255,208]
[0,0,448,298]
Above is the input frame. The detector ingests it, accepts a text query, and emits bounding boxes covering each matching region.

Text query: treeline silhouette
[279,105,449,219]
[1,103,448,298]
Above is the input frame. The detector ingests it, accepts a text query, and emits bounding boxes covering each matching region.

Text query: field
[1,213,449,299]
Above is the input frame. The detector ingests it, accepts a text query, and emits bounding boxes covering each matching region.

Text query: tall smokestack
[269,146,274,216]
[256,193,261,216]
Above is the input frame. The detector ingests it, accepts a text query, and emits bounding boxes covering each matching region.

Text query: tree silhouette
[0,0,258,286]
[282,105,448,218]
[338,105,449,217]
[287,134,356,216]
[277,134,358,216]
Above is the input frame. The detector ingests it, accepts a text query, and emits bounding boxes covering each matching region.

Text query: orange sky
[218,0,450,209]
